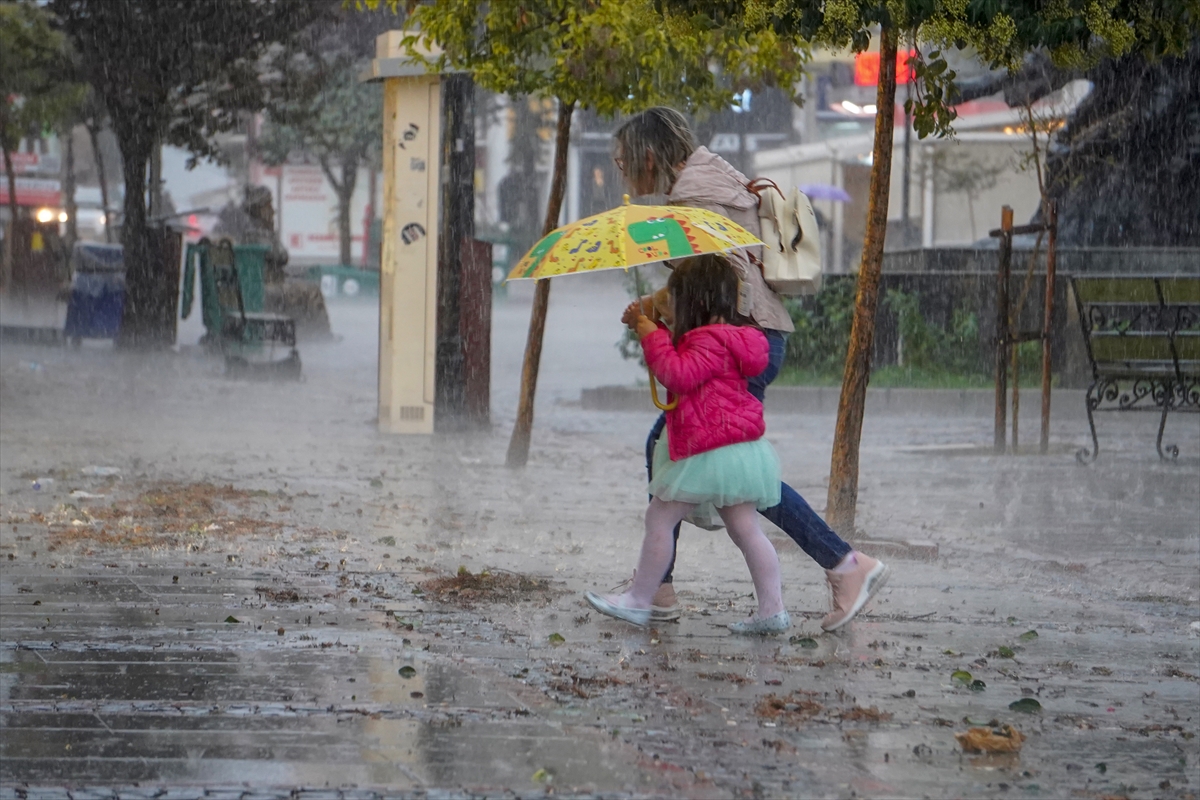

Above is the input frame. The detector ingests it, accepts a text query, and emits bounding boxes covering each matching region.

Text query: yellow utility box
[366,32,442,434]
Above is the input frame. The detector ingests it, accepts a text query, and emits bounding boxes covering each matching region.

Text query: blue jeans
[647,329,852,580]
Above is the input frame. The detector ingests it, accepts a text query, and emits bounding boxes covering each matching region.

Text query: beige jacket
[653,147,794,334]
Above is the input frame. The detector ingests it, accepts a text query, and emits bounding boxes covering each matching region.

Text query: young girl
[586,255,790,634]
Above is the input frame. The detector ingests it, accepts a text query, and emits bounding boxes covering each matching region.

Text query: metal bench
[1072,276,1200,462]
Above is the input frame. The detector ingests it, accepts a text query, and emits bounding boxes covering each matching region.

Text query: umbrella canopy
[798,183,853,203]
[507,196,762,281]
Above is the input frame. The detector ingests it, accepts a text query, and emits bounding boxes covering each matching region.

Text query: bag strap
[746,177,782,205]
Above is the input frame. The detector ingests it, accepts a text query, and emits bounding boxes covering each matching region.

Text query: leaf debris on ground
[956,724,1025,754]
[419,566,563,607]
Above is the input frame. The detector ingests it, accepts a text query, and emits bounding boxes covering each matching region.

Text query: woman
[613,107,890,632]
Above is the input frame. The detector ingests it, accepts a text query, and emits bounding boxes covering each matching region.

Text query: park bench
[1072,275,1200,462]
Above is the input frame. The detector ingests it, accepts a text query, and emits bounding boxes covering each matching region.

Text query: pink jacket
[641,323,770,460]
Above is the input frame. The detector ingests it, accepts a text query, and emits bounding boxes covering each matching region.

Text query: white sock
[831,552,858,574]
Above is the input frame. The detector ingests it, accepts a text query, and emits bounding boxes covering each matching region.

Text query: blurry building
[755,44,1091,273]
[474,43,1088,278]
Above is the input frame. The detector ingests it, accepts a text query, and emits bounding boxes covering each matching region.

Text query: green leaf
[1018,630,1038,641]
[224,615,240,623]
[790,636,819,649]
[532,768,553,783]
[398,665,417,678]
[964,716,997,726]
[548,632,566,645]
[951,669,973,685]
[1009,698,1042,713]
[1095,762,1107,774]
[970,679,987,691]
[377,536,396,546]
[998,646,1015,658]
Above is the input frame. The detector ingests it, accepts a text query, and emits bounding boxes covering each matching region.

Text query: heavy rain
[1,1,1197,798]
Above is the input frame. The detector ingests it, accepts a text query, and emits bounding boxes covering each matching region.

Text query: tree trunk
[148,139,162,220]
[826,28,899,535]
[115,123,165,348]
[338,160,357,267]
[436,74,477,429]
[87,123,112,243]
[320,156,357,267]
[505,98,575,468]
[2,144,18,290]
[63,127,78,259]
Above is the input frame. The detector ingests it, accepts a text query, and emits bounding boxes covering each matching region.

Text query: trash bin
[182,239,269,345]
[64,243,125,342]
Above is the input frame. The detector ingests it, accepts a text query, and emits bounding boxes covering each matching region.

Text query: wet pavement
[2,273,1198,798]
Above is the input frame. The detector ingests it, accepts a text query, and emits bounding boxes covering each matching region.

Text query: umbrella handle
[648,368,677,411]
[648,369,676,412]
[633,265,676,411]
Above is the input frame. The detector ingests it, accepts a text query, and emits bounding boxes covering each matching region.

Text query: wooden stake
[1040,201,1057,454]
[994,206,1013,453]
[506,99,576,468]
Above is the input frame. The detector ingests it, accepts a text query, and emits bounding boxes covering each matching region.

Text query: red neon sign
[854,49,917,86]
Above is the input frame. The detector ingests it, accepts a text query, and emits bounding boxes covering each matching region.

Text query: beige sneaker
[821,553,891,632]
[651,582,682,622]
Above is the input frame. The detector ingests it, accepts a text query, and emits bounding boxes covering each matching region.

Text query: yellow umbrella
[506,196,762,410]
[506,196,762,281]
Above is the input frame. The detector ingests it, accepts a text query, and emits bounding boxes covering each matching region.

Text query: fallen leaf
[790,636,819,648]
[1019,630,1039,642]
[223,615,239,623]
[532,768,553,783]
[1095,762,1107,773]
[1009,698,1042,713]
[998,646,1015,658]
[398,666,416,678]
[970,679,987,691]
[963,716,999,726]
[548,632,565,645]
[956,724,1025,754]
[951,669,973,685]
[377,536,396,546]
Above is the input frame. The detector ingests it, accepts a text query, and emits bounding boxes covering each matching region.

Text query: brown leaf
[955,724,1025,754]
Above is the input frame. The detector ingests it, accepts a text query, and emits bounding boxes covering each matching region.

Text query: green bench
[1072,276,1200,462]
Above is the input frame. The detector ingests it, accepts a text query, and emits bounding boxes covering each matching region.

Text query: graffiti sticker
[401,222,426,245]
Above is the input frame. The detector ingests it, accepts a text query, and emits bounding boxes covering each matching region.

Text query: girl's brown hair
[667,254,750,344]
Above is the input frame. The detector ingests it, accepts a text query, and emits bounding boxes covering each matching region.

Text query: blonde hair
[613,107,696,196]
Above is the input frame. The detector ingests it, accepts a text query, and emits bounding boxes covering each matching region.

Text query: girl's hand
[635,315,658,339]
[622,301,641,327]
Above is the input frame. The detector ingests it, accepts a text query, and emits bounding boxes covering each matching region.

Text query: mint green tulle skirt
[648,432,781,511]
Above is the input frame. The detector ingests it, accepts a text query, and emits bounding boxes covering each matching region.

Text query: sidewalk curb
[853,538,940,562]
[582,384,1087,416]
